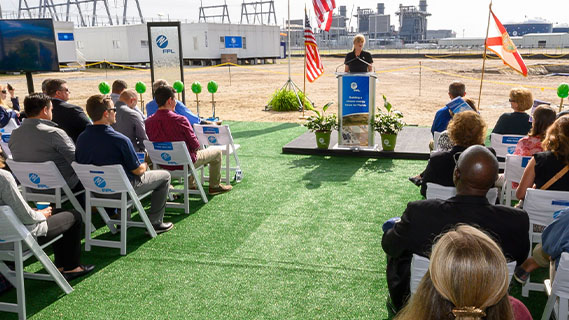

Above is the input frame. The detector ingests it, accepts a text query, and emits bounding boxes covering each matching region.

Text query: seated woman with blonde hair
[492,87,533,135]
[396,225,531,320]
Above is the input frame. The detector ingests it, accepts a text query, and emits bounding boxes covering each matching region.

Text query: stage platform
[282,127,431,160]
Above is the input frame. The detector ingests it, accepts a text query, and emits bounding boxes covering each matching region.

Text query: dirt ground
[1,56,568,128]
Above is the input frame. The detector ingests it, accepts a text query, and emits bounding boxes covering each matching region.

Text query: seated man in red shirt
[145,86,232,195]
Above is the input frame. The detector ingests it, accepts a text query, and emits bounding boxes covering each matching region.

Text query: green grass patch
[0,123,546,319]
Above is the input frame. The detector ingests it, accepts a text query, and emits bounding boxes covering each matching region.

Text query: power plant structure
[395,0,430,42]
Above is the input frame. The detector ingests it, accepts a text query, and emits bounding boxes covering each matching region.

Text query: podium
[335,72,377,150]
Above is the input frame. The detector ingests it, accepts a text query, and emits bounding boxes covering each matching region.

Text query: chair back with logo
[0,133,12,159]
[143,140,208,213]
[522,188,569,297]
[0,205,73,319]
[71,163,132,195]
[144,141,192,166]
[490,133,524,169]
[0,118,19,134]
[193,124,242,184]
[8,160,66,190]
[502,155,531,206]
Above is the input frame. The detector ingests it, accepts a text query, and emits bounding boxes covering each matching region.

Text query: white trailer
[74,22,280,64]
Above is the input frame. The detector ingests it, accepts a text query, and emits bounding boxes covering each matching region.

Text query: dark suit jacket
[381,195,529,310]
[51,98,91,143]
[420,145,466,197]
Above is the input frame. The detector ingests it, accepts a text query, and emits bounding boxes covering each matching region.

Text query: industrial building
[396,0,430,42]
[438,32,569,49]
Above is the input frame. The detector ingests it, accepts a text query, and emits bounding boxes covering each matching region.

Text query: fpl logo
[208,136,217,144]
[156,35,175,54]
[350,82,360,92]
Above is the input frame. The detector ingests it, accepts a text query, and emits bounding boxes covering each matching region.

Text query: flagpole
[478,1,493,111]
[302,5,307,118]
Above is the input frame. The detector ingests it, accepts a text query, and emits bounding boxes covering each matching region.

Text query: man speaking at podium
[344,34,373,73]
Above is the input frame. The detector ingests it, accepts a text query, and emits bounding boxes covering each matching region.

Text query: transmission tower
[198,0,230,24]
[240,1,276,25]
[17,0,144,27]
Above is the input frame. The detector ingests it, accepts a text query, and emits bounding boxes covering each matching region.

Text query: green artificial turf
[0,122,547,319]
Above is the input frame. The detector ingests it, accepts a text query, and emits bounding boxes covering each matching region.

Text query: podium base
[332,144,379,152]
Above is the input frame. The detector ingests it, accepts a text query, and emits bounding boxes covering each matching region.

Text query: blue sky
[2,0,568,37]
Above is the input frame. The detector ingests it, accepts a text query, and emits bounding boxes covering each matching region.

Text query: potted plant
[372,95,405,151]
[304,102,337,149]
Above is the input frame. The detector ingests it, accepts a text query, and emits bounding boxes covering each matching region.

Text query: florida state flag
[485,8,528,76]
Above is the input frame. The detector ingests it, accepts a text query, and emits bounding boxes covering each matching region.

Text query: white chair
[501,155,531,206]
[522,188,569,297]
[0,118,20,134]
[542,252,569,320]
[410,253,516,295]
[6,159,114,234]
[490,133,525,170]
[0,133,12,159]
[425,182,499,204]
[432,131,442,151]
[71,162,157,256]
[0,205,73,319]
[193,124,242,184]
[144,141,208,215]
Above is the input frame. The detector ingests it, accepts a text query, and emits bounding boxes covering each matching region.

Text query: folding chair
[144,141,208,215]
[0,133,12,159]
[71,162,157,255]
[425,182,498,204]
[501,155,531,206]
[522,188,569,297]
[490,133,525,170]
[0,118,19,134]
[432,131,442,151]
[542,252,569,320]
[194,124,242,184]
[6,159,114,234]
[410,253,516,295]
[0,205,73,319]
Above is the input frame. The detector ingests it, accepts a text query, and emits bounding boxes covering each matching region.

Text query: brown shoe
[208,184,232,195]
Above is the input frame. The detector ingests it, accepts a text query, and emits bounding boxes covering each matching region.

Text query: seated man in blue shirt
[76,94,173,234]
[430,81,467,135]
[146,79,201,126]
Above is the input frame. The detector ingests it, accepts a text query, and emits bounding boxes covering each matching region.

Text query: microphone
[335,57,358,73]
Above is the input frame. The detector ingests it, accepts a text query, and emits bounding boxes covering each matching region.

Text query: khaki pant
[191,148,222,188]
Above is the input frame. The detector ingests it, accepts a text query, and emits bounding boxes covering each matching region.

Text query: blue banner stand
[334,72,377,150]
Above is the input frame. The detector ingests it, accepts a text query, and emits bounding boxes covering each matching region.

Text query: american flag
[313,0,335,32]
[305,13,324,82]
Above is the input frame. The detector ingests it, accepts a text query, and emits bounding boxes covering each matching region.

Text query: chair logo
[161,152,172,162]
[93,176,106,188]
[156,35,168,48]
[208,136,217,144]
[507,146,516,154]
[29,173,41,184]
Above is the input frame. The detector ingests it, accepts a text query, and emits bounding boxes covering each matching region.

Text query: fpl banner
[147,22,185,104]
[338,73,376,147]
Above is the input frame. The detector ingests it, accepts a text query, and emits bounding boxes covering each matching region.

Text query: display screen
[0,19,60,72]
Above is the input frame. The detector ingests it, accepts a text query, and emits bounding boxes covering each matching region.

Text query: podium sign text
[337,73,376,147]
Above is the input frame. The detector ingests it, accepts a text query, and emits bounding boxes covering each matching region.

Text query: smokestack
[419,0,427,12]
[340,5,346,18]
[377,3,385,15]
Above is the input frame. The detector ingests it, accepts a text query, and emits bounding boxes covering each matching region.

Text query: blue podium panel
[337,73,376,148]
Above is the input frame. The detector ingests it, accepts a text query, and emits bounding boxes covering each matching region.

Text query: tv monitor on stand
[0,18,60,93]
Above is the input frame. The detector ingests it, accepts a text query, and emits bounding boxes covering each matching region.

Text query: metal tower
[240,1,276,25]
[198,0,231,24]
[17,0,144,27]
